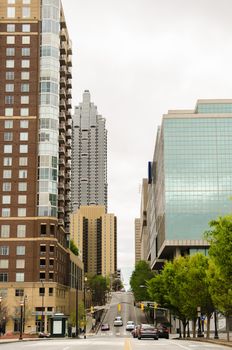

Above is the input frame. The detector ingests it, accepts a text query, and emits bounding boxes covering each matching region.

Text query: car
[157,323,169,339]
[113,316,123,326]
[137,324,159,340]
[126,321,135,331]
[101,323,110,331]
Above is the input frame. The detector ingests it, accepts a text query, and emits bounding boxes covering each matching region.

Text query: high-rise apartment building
[134,218,141,264]
[150,100,232,269]
[72,91,108,211]
[70,206,117,277]
[0,0,78,334]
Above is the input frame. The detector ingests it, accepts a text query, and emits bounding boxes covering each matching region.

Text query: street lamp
[19,299,24,340]
[40,280,45,332]
[83,276,87,339]
[197,306,203,337]
[214,310,219,339]
[23,295,28,333]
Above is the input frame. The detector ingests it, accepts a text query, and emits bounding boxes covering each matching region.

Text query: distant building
[72,91,108,211]
[134,218,141,264]
[70,206,117,276]
[150,100,232,269]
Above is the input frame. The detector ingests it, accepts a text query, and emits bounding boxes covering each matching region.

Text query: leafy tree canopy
[130,260,155,302]
[70,239,79,256]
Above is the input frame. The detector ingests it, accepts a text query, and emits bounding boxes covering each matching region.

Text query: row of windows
[2,182,27,192]
[2,132,28,141]
[6,59,30,68]
[6,24,31,32]
[6,71,30,80]
[7,0,31,4]
[0,288,54,298]
[0,259,25,268]
[4,120,28,128]
[1,225,26,238]
[0,272,24,282]
[6,48,30,56]
[5,108,30,116]
[6,35,30,44]
[0,246,25,255]
[3,144,28,153]
[6,7,31,19]
[2,195,27,204]
[1,208,27,217]
[5,83,30,92]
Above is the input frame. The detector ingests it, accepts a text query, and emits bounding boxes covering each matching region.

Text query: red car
[137,324,159,340]
[157,323,169,339]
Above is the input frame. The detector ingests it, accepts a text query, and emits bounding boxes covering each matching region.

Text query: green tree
[70,240,79,256]
[112,278,123,292]
[130,260,155,302]
[87,275,108,305]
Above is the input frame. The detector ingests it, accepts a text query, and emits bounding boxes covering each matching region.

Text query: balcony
[60,67,66,77]
[58,181,65,189]
[60,111,65,121]
[65,194,71,202]
[66,120,72,129]
[58,194,65,201]
[66,89,72,98]
[67,57,72,67]
[59,146,65,154]
[66,111,71,119]
[59,100,66,111]
[60,28,67,41]
[58,218,64,225]
[60,42,67,54]
[58,207,65,214]
[66,99,72,109]
[59,134,65,144]
[66,142,71,150]
[66,161,71,170]
[65,183,71,190]
[59,170,65,178]
[67,79,72,88]
[59,121,65,131]
[59,158,65,166]
[60,20,67,29]
[60,88,66,99]
[60,54,66,65]
[66,68,72,79]
[60,77,66,88]
[68,46,72,55]
[66,130,72,139]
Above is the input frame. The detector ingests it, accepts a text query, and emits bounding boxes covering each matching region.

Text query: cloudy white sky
[62,0,232,286]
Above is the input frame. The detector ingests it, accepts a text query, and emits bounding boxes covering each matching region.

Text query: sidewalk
[173,333,232,348]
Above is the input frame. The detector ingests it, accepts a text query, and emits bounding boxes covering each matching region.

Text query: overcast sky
[62,0,232,287]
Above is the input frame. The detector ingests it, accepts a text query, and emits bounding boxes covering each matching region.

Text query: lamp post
[23,295,27,333]
[214,310,219,339]
[0,296,2,336]
[83,276,87,339]
[19,300,24,340]
[40,280,44,332]
[75,278,79,338]
[197,306,203,337]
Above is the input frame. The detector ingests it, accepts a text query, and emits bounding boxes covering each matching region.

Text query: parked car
[38,332,51,338]
[131,325,139,338]
[101,323,110,331]
[126,321,135,331]
[137,324,159,340]
[157,323,169,339]
[113,316,123,326]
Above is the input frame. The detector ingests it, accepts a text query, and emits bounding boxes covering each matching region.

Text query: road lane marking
[124,338,132,350]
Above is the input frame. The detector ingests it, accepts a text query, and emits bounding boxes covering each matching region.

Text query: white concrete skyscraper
[72,90,108,211]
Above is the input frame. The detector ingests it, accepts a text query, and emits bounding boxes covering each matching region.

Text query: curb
[177,337,232,348]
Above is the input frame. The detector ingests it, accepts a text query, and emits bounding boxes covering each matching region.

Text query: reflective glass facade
[164,117,232,240]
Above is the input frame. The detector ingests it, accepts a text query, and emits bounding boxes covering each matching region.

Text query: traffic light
[141,303,144,311]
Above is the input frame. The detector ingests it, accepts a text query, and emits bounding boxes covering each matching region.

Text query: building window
[39,287,45,296]
[2,196,11,204]
[22,24,30,32]
[3,157,12,166]
[5,96,14,104]
[2,209,10,217]
[6,71,14,80]
[5,84,14,92]
[4,145,12,154]
[40,272,45,280]
[18,183,27,191]
[3,170,12,178]
[49,245,54,253]
[22,7,30,18]
[2,183,11,192]
[20,108,29,117]
[0,225,10,238]
[21,60,30,68]
[15,289,24,296]
[6,60,14,68]
[19,157,28,166]
[0,273,8,282]
[23,0,31,4]
[19,145,28,153]
[22,36,30,44]
[5,120,13,128]
[20,120,29,128]
[6,48,15,56]
[21,96,29,104]
[0,260,9,268]
[16,246,25,255]
[16,259,25,269]
[21,48,30,57]
[0,289,8,298]
[40,224,47,235]
[4,132,13,141]
[21,83,29,92]
[8,0,16,3]
[49,288,53,296]
[7,7,16,18]
[17,225,26,238]
[16,273,24,282]
[49,272,54,281]
[0,246,9,255]
[19,170,27,178]
[18,196,26,204]
[7,24,15,32]
[6,35,15,44]
[40,245,46,253]
[5,108,13,116]
[40,259,46,268]
[18,208,26,217]
[21,72,29,80]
